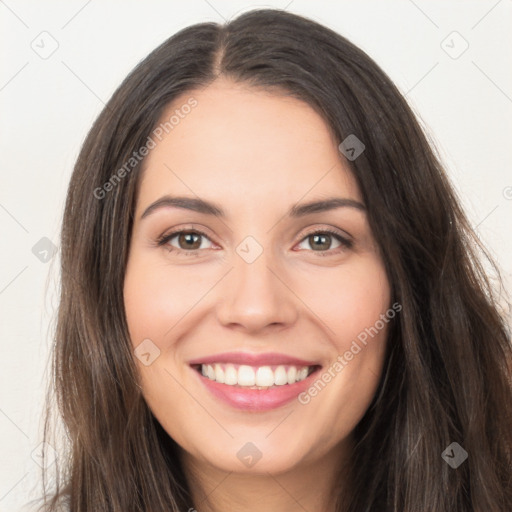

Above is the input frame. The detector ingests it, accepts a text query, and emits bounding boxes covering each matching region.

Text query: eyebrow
[140,195,366,220]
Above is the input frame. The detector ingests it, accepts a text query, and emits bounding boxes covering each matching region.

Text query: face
[123,78,391,475]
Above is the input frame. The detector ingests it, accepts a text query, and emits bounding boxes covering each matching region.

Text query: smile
[189,352,322,411]
[196,363,315,388]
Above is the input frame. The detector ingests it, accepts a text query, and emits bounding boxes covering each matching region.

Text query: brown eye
[308,233,334,251]
[157,230,215,254]
[175,232,203,250]
[296,229,352,255]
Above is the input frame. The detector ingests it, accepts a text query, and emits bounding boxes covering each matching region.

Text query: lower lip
[193,367,319,411]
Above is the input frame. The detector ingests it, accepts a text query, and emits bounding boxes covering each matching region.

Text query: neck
[180,438,352,512]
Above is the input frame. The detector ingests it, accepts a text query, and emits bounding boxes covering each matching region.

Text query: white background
[1,1,511,509]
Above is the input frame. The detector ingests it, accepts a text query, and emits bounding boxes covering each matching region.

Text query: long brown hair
[39,8,512,511]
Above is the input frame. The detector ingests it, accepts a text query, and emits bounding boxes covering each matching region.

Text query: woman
[38,8,512,512]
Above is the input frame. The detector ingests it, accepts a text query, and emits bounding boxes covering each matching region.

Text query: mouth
[188,352,322,411]
[191,363,319,389]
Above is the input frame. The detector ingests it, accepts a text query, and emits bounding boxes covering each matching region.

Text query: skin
[123,77,391,512]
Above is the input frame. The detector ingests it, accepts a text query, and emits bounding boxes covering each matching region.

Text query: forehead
[137,78,361,211]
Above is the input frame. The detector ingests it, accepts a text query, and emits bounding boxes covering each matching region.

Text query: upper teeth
[200,364,311,387]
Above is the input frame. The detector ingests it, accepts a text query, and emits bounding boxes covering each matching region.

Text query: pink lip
[188,351,319,367]
[188,352,321,411]
[194,371,319,411]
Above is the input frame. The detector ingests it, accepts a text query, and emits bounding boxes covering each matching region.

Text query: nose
[216,251,298,334]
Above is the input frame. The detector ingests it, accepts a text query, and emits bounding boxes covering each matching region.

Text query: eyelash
[156,227,353,257]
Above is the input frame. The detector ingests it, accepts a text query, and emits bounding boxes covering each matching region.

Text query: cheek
[293,261,391,429]
[123,255,217,346]
[292,257,391,349]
